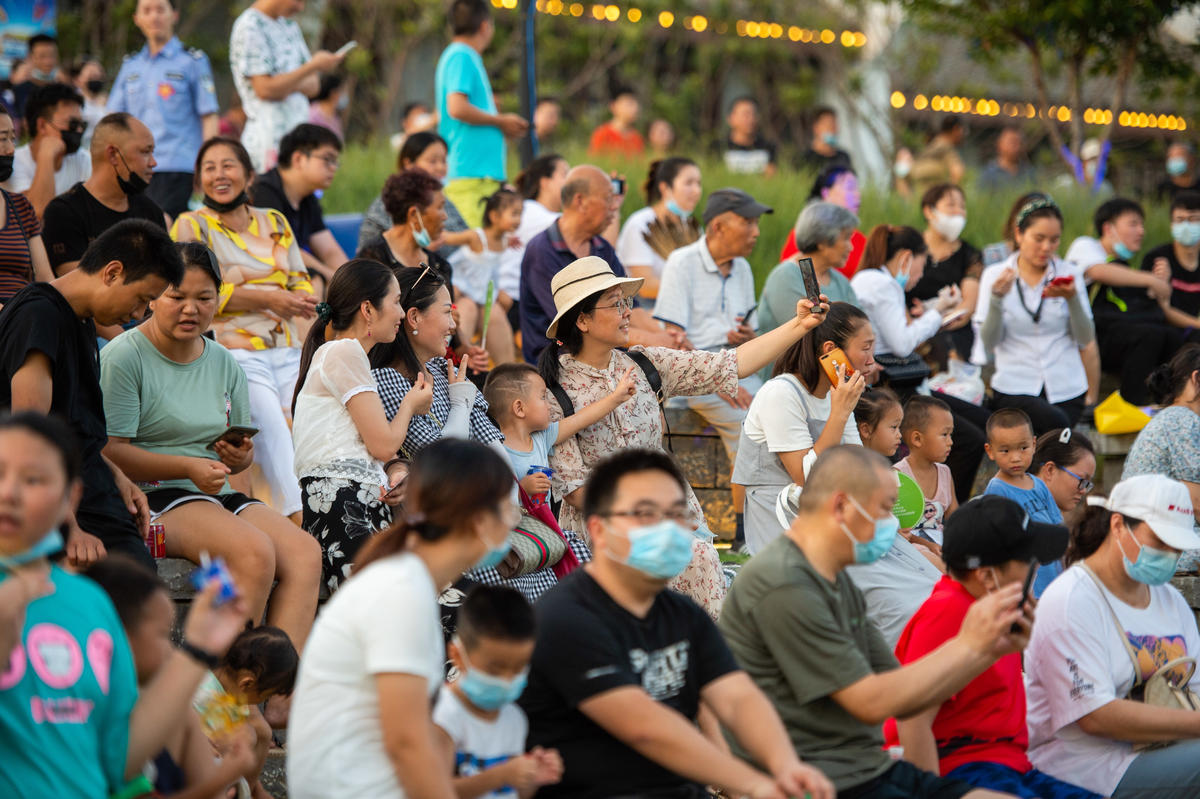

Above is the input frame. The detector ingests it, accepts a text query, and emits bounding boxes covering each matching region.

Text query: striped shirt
[0,189,39,302]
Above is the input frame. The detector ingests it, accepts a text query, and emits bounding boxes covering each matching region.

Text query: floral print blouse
[548,345,738,619]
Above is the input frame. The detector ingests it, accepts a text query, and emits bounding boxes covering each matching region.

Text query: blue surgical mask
[895,271,910,289]
[412,217,432,249]
[1113,240,1136,261]
[822,132,838,147]
[456,649,528,711]
[666,198,688,218]
[609,519,695,580]
[1168,157,1189,177]
[473,532,511,571]
[840,496,899,565]
[1121,528,1180,586]
[0,528,64,571]
[1172,220,1200,247]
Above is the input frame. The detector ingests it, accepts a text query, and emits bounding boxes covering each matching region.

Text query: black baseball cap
[942,495,1068,571]
[702,188,774,225]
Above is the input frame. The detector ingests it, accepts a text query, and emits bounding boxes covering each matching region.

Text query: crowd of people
[6,0,1200,798]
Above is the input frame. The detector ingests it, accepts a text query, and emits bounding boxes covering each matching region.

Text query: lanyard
[1014,265,1054,323]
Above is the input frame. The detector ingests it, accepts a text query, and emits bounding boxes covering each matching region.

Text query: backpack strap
[1078,563,1146,690]
[547,380,575,418]
[626,349,664,407]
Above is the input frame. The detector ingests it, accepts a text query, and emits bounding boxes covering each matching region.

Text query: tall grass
[325,142,1175,292]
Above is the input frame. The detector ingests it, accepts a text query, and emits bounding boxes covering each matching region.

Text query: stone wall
[663,406,735,539]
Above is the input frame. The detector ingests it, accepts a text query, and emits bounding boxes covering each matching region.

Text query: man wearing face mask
[1155,142,1200,204]
[800,106,852,173]
[10,34,61,128]
[41,113,168,277]
[6,83,92,219]
[720,445,1033,799]
[1066,197,1184,405]
[883,496,1104,798]
[1144,190,1200,329]
[520,448,835,799]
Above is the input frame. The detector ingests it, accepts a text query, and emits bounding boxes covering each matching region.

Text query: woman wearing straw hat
[539,254,829,616]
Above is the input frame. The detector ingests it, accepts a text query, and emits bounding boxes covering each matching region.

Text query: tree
[899,0,1200,183]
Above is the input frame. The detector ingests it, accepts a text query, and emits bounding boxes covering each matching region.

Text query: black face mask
[203,191,249,213]
[86,79,105,95]
[60,127,84,155]
[0,154,14,183]
[115,150,149,196]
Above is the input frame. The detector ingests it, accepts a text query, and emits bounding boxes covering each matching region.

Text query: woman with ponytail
[615,156,702,299]
[101,243,320,649]
[291,259,428,592]
[1125,344,1200,521]
[288,439,519,799]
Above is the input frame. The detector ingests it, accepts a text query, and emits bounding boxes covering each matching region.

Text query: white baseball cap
[1107,474,1200,551]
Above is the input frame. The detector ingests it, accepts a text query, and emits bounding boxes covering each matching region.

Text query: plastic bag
[928,359,985,406]
[1094,390,1152,435]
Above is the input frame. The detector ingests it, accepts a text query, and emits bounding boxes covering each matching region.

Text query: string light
[887,91,1186,131]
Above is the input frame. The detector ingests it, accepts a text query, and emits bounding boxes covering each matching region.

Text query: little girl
[854,387,904,459]
[448,189,522,365]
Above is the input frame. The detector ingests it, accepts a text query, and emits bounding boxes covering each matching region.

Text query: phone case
[798,257,821,304]
[819,348,854,386]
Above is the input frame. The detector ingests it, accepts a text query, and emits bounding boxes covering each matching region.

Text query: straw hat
[545,256,644,339]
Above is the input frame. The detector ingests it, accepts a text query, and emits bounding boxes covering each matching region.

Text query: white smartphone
[940,309,969,329]
[335,40,358,57]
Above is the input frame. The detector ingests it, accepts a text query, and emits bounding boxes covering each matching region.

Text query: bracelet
[384,457,409,473]
[178,638,221,669]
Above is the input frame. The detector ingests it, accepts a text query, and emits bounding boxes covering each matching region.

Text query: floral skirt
[300,476,392,593]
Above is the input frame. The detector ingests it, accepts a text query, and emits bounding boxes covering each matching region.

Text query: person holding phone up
[100,242,322,652]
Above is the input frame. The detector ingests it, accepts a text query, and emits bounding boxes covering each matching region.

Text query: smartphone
[1011,557,1039,633]
[205,425,259,452]
[819,347,855,387]
[797,257,824,311]
[610,176,626,196]
[1048,276,1074,288]
[940,309,969,329]
[739,304,758,325]
[335,40,358,57]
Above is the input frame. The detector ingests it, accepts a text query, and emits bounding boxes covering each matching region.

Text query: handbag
[874,352,931,389]
[497,511,567,578]
[1080,565,1200,750]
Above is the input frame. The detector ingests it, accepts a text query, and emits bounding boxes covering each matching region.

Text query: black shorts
[145,488,262,519]
[75,508,155,571]
[840,761,973,799]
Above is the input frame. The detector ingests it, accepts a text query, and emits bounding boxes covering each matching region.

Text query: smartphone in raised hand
[335,40,358,57]
[797,257,824,311]
[1011,557,1039,633]
[819,347,855,387]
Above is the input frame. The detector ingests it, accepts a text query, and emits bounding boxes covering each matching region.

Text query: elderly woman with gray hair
[756,202,860,336]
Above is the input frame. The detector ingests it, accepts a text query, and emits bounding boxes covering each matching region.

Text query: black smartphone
[797,257,824,311]
[611,176,626,196]
[740,304,758,325]
[1011,557,1038,633]
[205,425,259,452]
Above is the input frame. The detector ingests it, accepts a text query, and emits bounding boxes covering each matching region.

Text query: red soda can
[145,523,166,559]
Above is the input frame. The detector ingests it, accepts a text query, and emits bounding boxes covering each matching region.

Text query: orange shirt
[588,122,645,157]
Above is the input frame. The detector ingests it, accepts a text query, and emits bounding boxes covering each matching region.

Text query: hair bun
[1146,362,1174,404]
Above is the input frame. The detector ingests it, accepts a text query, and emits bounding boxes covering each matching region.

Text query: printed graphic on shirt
[1,623,115,724]
[631,641,690,701]
[456,751,517,797]
[911,499,947,545]
[1127,632,1189,683]
[1066,657,1094,701]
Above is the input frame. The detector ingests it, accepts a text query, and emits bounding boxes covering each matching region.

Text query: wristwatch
[178,638,221,669]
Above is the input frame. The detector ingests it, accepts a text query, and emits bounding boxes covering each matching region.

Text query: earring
[411,327,419,336]
[367,320,372,339]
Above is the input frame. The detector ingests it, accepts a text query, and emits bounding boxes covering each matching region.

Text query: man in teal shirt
[435,0,528,227]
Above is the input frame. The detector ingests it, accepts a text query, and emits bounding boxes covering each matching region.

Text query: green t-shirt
[757,260,859,335]
[100,328,251,494]
[719,534,898,792]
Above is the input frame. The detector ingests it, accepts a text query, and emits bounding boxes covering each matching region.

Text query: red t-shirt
[588,122,645,157]
[779,228,866,279]
[883,576,1031,775]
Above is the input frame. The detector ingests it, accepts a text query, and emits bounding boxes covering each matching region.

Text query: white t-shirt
[1025,564,1200,796]
[743,374,861,452]
[616,206,668,279]
[498,199,558,298]
[287,553,445,799]
[4,144,92,194]
[432,688,527,799]
[291,338,385,489]
[1064,236,1110,277]
[850,267,943,357]
[845,535,942,648]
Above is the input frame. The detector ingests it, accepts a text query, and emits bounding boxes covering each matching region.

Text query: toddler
[434,586,563,798]
[855,387,903,459]
[450,188,524,365]
[983,408,1063,525]
[895,395,958,545]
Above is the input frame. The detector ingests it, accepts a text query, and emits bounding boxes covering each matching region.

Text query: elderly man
[720,445,1030,799]
[520,164,678,362]
[654,187,772,548]
[520,447,834,799]
[41,113,169,277]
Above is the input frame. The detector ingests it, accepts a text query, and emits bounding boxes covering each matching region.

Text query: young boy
[895,395,958,546]
[886,496,1102,799]
[483,362,635,499]
[434,586,564,799]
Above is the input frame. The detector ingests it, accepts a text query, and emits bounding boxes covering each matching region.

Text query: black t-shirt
[0,283,129,526]
[1090,255,1166,326]
[721,135,777,175]
[1156,176,1200,204]
[1143,241,1200,318]
[907,240,982,302]
[247,168,326,249]
[41,183,166,270]
[519,569,740,799]
[799,147,852,173]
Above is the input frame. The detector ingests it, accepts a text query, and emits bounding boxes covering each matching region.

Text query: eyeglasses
[313,153,340,169]
[594,297,634,314]
[604,507,700,530]
[1059,465,1094,493]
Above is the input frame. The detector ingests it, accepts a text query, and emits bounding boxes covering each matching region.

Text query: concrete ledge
[664,406,735,537]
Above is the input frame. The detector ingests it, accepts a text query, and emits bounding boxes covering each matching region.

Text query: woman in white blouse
[615,157,702,299]
[291,259,432,592]
[972,197,1095,433]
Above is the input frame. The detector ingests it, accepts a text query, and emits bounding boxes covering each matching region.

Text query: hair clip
[315,302,332,321]
[1016,196,1059,229]
[1059,428,1072,444]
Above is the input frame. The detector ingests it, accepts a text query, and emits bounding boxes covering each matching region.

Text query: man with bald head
[520,164,680,362]
[720,445,1032,799]
[41,112,169,275]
